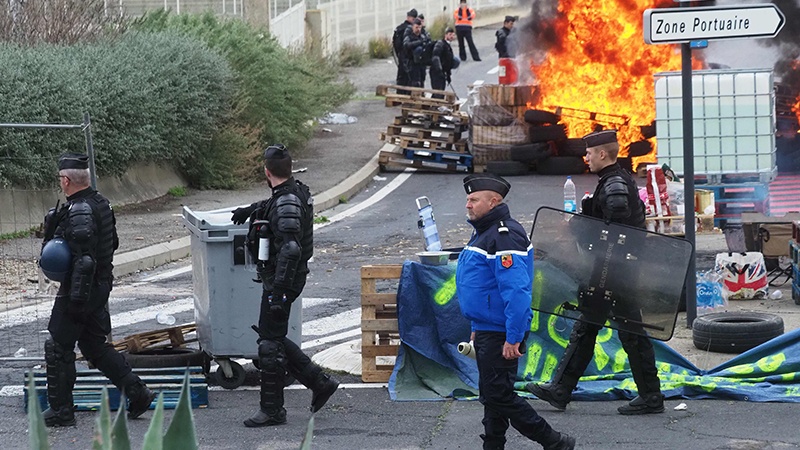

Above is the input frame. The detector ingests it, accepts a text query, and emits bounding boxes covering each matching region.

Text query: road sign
[690,40,708,49]
[643,4,785,44]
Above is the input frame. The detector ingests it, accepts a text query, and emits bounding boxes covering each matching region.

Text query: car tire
[536,156,587,175]
[510,142,552,162]
[692,312,784,354]
[628,140,653,158]
[558,139,587,157]
[486,160,530,176]
[523,109,560,125]
[528,124,567,144]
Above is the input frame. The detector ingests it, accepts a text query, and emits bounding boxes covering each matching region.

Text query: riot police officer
[525,130,664,415]
[40,153,155,427]
[231,145,339,427]
[403,19,431,88]
[430,28,458,97]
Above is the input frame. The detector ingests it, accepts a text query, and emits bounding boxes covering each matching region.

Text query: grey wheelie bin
[182,206,301,389]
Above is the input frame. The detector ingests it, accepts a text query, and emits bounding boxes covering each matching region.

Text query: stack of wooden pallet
[376,84,472,173]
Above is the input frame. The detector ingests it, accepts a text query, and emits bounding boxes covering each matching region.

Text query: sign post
[643,3,784,328]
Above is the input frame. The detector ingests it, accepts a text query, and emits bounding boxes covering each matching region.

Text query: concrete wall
[0,164,186,235]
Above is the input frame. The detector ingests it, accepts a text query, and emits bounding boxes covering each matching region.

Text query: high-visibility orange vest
[454,6,475,27]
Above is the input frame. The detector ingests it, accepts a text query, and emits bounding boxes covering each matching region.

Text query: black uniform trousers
[47,282,133,386]
[455,25,480,61]
[430,68,447,96]
[474,331,552,445]
[396,56,411,92]
[562,318,661,395]
[258,288,314,375]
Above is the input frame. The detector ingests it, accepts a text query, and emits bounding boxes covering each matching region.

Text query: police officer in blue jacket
[456,174,575,450]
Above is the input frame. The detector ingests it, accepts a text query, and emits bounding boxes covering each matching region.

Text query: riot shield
[529,207,693,341]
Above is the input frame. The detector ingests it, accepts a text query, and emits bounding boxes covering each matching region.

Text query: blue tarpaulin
[389,260,800,402]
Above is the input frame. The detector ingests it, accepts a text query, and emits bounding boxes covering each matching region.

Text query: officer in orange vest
[453,0,481,62]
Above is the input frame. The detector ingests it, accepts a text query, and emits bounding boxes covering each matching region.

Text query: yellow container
[696,189,715,214]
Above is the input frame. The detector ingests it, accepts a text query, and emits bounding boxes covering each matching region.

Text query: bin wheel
[215,360,247,389]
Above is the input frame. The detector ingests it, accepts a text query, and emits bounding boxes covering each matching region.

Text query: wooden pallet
[393,115,468,131]
[361,265,402,383]
[379,150,471,174]
[25,367,208,412]
[401,107,465,123]
[402,148,473,165]
[387,98,461,112]
[376,84,457,103]
[380,132,469,153]
[385,125,462,143]
[112,323,198,354]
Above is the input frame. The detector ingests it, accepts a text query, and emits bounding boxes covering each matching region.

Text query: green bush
[338,41,368,66]
[0,32,234,188]
[131,10,355,154]
[368,36,393,59]
[428,14,453,41]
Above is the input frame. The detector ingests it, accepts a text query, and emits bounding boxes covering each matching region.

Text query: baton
[447,81,460,102]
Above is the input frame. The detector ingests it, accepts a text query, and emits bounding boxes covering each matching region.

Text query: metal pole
[681,42,697,328]
[83,113,98,190]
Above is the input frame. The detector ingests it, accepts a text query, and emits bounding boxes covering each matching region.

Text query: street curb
[112,149,382,278]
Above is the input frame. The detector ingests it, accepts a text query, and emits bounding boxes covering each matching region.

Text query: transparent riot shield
[529,207,693,341]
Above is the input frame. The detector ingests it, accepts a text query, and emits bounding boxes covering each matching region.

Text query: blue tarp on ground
[388,260,800,402]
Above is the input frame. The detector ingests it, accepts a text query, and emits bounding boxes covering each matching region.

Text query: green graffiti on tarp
[434,274,457,306]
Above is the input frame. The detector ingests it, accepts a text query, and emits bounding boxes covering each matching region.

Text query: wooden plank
[376,84,456,103]
[361,292,397,306]
[362,370,395,383]
[361,264,403,279]
[361,319,399,332]
[361,344,400,357]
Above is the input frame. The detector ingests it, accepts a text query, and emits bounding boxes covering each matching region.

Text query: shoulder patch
[501,254,513,269]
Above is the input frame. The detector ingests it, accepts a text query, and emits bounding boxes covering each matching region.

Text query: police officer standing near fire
[39,153,156,427]
[495,16,516,59]
[456,173,575,450]
[525,129,665,415]
[231,144,339,427]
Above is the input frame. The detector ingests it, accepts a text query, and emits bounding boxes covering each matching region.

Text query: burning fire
[524,0,703,165]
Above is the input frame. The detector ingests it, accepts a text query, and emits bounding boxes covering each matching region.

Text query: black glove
[446,74,452,84]
[231,204,255,225]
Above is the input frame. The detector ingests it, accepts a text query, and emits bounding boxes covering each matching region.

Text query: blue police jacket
[456,203,533,344]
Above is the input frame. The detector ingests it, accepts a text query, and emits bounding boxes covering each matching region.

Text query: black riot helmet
[40,238,72,282]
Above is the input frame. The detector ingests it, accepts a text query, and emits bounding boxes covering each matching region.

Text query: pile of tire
[494,109,587,177]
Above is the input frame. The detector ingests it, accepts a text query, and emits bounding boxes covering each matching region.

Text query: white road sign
[644,4,785,44]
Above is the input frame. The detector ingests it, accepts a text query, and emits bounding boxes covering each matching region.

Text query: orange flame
[527,0,703,165]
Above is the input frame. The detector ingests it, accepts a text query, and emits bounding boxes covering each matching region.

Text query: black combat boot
[310,371,339,413]
[525,382,571,411]
[479,433,506,450]
[244,369,287,427]
[125,380,156,419]
[617,392,665,415]
[283,340,339,413]
[542,431,576,450]
[43,339,76,427]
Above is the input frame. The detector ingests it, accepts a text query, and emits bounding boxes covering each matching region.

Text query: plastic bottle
[563,176,577,213]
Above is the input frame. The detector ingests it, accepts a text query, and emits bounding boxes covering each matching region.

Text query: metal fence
[0,115,97,362]
[118,0,244,17]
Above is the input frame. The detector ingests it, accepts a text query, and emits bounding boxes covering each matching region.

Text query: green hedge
[0,32,234,188]
[131,10,355,153]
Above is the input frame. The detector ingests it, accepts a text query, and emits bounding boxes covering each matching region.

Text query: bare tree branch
[0,0,128,45]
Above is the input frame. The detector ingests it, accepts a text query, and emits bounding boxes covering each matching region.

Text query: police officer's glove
[231,204,255,225]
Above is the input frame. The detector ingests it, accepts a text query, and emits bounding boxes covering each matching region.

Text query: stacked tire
[514,110,587,176]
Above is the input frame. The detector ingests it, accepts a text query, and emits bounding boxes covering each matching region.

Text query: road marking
[302,328,361,350]
[302,308,359,336]
[315,171,413,230]
[110,297,194,328]
[487,66,500,74]
[135,265,193,284]
[209,383,387,392]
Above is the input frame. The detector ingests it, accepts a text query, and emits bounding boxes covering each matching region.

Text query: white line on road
[314,171,413,230]
[110,297,194,328]
[302,308,360,336]
[487,66,500,74]
[301,328,361,350]
[209,383,387,392]
[135,265,193,284]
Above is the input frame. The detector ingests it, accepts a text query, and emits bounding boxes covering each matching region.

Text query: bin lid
[182,206,250,232]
